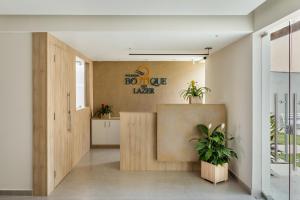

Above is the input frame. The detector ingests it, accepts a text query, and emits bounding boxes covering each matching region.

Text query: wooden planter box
[201,161,228,184]
[188,96,203,104]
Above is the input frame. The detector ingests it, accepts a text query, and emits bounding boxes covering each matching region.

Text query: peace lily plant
[190,123,237,184]
[180,80,211,104]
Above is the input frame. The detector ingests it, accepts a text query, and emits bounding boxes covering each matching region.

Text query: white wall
[254,0,300,31]
[0,33,32,190]
[206,35,253,190]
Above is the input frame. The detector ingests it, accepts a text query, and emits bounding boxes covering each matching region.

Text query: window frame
[75,56,87,111]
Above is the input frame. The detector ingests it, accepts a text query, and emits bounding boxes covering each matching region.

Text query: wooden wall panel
[32,32,48,196]
[120,112,200,171]
[86,62,94,115]
[47,40,55,193]
[53,43,73,187]
[33,33,93,196]
[72,109,91,165]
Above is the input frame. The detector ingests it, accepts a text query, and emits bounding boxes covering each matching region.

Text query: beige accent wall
[206,35,253,191]
[93,61,205,116]
[157,104,226,162]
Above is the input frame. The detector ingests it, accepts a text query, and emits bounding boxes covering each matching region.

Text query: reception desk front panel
[120,104,226,171]
[157,104,226,162]
[120,112,200,171]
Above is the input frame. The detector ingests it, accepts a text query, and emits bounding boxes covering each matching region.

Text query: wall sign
[124,65,167,94]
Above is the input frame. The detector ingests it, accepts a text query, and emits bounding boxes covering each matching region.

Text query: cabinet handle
[67,92,71,132]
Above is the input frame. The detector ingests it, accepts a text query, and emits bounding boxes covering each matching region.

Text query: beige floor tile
[1,149,255,200]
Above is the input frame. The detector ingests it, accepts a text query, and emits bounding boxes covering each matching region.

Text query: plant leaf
[197,124,209,136]
[204,149,212,161]
[212,124,222,134]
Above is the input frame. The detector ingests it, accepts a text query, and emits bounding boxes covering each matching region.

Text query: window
[76,56,86,110]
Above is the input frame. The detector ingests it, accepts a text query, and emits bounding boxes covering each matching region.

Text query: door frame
[252,10,300,199]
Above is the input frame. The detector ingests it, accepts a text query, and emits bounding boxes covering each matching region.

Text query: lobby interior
[1,1,300,200]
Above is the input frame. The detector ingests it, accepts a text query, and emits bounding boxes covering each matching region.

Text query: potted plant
[180,80,211,104]
[190,123,237,184]
[270,114,285,163]
[94,104,113,119]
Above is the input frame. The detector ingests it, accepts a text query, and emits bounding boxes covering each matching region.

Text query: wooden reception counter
[120,104,226,171]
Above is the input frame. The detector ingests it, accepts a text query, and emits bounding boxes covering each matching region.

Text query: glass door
[262,17,300,200]
[269,20,290,200]
[290,18,300,200]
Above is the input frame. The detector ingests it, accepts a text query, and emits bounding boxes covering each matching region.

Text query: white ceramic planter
[200,161,228,184]
[189,96,203,104]
[101,113,111,119]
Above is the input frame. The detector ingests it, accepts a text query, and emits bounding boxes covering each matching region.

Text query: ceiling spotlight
[205,47,212,54]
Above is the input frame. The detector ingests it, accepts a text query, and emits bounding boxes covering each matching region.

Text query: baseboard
[0,190,32,196]
[91,145,120,149]
[229,170,252,194]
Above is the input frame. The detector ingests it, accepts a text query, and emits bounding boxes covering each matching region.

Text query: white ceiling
[51,31,248,61]
[0,0,265,15]
[0,0,263,61]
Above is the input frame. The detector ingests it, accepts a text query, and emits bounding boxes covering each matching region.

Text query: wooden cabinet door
[52,44,72,187]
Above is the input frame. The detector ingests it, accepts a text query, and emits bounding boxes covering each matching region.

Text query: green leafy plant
[180,80,211,101]
[270,114,285,161]
[270,114,276,142]
[270,114,284,142]
[94,104,112,118]
[190,123,237,165]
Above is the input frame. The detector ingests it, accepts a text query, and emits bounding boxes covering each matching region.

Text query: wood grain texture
[120,112,200,171]
[32,32,48,196]
[201,161,228,184]
[47,39,55,192]
[33,33,93,196]
[72,109,91,166]
[91,145,120,149]
[157,104,226,162]
[86,62,94,115]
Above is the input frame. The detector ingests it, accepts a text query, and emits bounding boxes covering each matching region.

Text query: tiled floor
[270,164,300,200]
[0,149,256,200]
